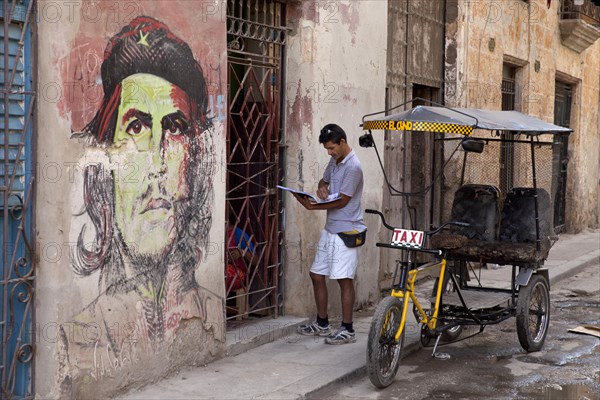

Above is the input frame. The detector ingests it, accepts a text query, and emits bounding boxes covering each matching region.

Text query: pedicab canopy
[361,105,572,136]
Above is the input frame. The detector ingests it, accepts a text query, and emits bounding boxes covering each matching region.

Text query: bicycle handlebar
[365,209,394,230]
[365,208,470,235]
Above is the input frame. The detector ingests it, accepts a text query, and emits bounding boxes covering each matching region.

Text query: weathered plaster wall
[556,32,600,232]
[445,0,599,231]
[35,1,228,398]
[283,1,387,316]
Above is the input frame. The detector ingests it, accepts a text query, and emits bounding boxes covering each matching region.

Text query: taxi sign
[391,228,425,249]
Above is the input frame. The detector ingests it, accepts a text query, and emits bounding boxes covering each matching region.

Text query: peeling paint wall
[445,0,599,231]
[35,2,227,398]
[283,1,387,316]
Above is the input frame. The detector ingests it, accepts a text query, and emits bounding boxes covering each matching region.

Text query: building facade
[445,0,600,232]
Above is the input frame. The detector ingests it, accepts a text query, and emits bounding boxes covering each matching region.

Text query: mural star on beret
[137,31,150,47]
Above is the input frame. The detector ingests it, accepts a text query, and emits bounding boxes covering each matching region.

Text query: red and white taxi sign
[391,228,425,248]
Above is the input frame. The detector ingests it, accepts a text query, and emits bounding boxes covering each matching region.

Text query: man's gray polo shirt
[323,149,366,233]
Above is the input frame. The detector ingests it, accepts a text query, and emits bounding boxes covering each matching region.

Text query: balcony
[560,0,600,53]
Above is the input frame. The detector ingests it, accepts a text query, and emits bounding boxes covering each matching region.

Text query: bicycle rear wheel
[366,296,404,388]
[516,274,550,352]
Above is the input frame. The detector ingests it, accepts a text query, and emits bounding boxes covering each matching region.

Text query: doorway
[225,0,287,324]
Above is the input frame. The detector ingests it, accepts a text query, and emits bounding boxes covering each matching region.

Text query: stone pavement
[120,230,599,400]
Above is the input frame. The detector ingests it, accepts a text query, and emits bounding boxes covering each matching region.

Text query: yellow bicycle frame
[390,258,447,341]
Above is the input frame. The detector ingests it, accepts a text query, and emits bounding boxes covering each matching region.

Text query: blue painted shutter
[1,2,34,398]
[0,6,29,206]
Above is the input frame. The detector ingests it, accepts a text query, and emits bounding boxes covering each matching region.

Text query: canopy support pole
[530,136,541,252]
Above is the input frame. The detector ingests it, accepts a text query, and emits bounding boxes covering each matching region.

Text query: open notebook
[276,185,341,204]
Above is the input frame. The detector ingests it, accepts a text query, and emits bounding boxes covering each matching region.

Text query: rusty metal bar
[2,2,13,391]
[225,0,285,324]
[2,1,36,397]
[6,0,33,93]
[561,0,600,25]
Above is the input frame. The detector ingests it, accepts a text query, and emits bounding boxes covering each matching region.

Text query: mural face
[60,15,224,388]
[111,74,192,255]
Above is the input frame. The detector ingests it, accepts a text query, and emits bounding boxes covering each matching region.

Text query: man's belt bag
[337,229,367,248]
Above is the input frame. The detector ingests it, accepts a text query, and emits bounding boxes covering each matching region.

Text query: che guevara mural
[56,10,225,394]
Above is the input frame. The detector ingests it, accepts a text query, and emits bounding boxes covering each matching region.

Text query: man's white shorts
[310,229,358,279]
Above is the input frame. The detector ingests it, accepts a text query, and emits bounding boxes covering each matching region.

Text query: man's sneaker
[325,327,356,345]
[297,321,333,336]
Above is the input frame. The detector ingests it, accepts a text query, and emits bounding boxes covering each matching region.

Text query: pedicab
[358,99,572,388]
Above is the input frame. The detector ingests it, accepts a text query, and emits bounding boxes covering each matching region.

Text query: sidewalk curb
[304,366,367,400]
[225,316,307,358]
[548,249,600,286]
[304,322,422,399]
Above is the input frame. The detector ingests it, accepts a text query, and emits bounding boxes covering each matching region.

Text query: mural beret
[83,16,210,143]
[101,16,209,115]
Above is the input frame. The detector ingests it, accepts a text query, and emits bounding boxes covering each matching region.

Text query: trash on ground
[568,325,600,338]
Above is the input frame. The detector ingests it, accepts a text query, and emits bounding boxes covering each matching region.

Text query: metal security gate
[500,65,517,195]
[553,82,572,231]
[1,1,35,398]
[225,0,286,323]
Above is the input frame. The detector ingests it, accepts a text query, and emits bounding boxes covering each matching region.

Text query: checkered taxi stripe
[390,239,423,249]
[363,120,473,136]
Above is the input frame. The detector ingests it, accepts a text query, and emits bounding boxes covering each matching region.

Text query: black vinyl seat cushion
[430,187,555,265]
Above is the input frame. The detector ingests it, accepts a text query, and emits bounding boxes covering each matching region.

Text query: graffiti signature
[91,340,140,381]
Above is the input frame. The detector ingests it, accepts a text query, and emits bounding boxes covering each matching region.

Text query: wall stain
[287,79,313,138]
[343,93,357,105]
[338,3,360,45]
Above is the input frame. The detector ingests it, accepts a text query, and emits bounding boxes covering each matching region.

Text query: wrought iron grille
[501,77,515,111]
[500,69,516,195]
[561,0,600,25]
[552,82,573,231]
[225,0,286,323]
[1,0,35,398]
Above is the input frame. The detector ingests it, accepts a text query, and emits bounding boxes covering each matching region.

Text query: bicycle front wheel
[366,296,405,388]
